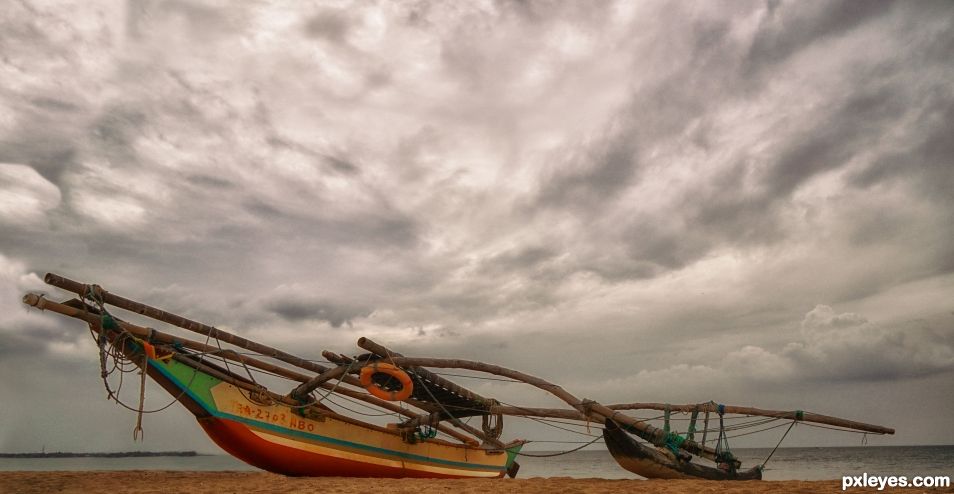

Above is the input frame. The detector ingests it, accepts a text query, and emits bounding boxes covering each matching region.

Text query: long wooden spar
[488,404,893,435]
[379,357,894,461]
[19,294,416,437]
[39,274,504,446]
[43,273,341,378]
[606,402,894,435]
[381,356,726,463]
[20,293,479,446]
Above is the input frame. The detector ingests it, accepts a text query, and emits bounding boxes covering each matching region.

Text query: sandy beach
[1,472,952,494]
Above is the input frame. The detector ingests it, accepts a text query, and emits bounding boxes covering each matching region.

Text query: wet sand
[1,471,952,494]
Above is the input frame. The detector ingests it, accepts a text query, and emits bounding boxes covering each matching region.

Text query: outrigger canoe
[22,273,894,480]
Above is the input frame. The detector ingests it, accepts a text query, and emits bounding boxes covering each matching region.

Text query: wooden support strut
[288,365,353,402]
[489,403,894,436]
[20,293,480,447]
[605,402,894,435]
[381,357,754,464]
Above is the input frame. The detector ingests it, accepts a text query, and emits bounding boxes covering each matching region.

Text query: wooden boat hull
[602,420,762,481]
[141,348,520,478]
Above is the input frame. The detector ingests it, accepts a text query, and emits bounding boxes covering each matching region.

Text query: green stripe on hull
[161,358,220,409]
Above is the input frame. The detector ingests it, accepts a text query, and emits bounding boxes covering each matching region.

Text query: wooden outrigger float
[22,273,894,480]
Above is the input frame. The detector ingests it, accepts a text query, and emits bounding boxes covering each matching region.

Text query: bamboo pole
[21,294,411,437]
[490,406,583,421]
[383,357,736,463]
[41,274,487,435]
[40,275,483,438]
[322,351,354,365]
[43,273,335,377]
[288,365,353,401]
[21,293,480,446]
[606,402,893,435]
[492,404,894,436]
[384,358,894,461]
[23,293,314,382]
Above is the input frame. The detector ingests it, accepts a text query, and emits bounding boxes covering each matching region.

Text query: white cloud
[0,163,61,226]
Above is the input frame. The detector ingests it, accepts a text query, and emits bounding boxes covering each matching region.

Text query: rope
[311,360,357,406]
[522,416,602,437]
[663,403,671,434]
[761,420,797,469]
[701,406,710,448]
[687,406,699,441]
[321,395,402,418]
[497,400,602,437]
[78,292,203,435]
[515,435,603,457]
[432,372,522,383]
[133,351,147,441]
[724,419,788,439]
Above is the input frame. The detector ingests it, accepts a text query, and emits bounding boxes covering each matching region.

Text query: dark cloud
[266,298,372,328]
[185,174,234,190]
[745,1,897,75]
[851,99,954,200]
[537,132,640,213]
[89,106,148,165]
[0,100,84,187]
[303,10,351,42]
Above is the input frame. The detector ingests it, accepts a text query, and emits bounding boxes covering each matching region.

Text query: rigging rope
[133,350,147,441]
[515,435,603,458]
[760,420,797,469]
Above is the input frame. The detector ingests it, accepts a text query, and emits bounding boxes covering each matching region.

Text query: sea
[1,446,951,480]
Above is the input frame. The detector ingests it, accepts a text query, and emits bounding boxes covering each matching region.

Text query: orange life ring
[360,362,414,402]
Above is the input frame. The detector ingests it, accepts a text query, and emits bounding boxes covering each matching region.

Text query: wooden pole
[382,356,725,463]
[21,293,480,446]
[40,275,486,442]
[21,294,412,437]
[606,402,893,435]
[288,365,353,401]
[43,273,335,377]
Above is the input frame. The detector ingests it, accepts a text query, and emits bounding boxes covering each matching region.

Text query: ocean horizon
[1,445,951,481]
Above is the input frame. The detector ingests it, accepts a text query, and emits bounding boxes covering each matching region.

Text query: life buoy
[360,362,414,402]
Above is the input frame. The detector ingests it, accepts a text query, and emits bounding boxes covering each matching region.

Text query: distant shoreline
[0,451,200,458]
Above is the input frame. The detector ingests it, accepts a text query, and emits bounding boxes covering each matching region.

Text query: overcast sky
[1,0,953,455]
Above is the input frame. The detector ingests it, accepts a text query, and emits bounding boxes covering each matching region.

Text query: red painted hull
[198,417,505,478]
